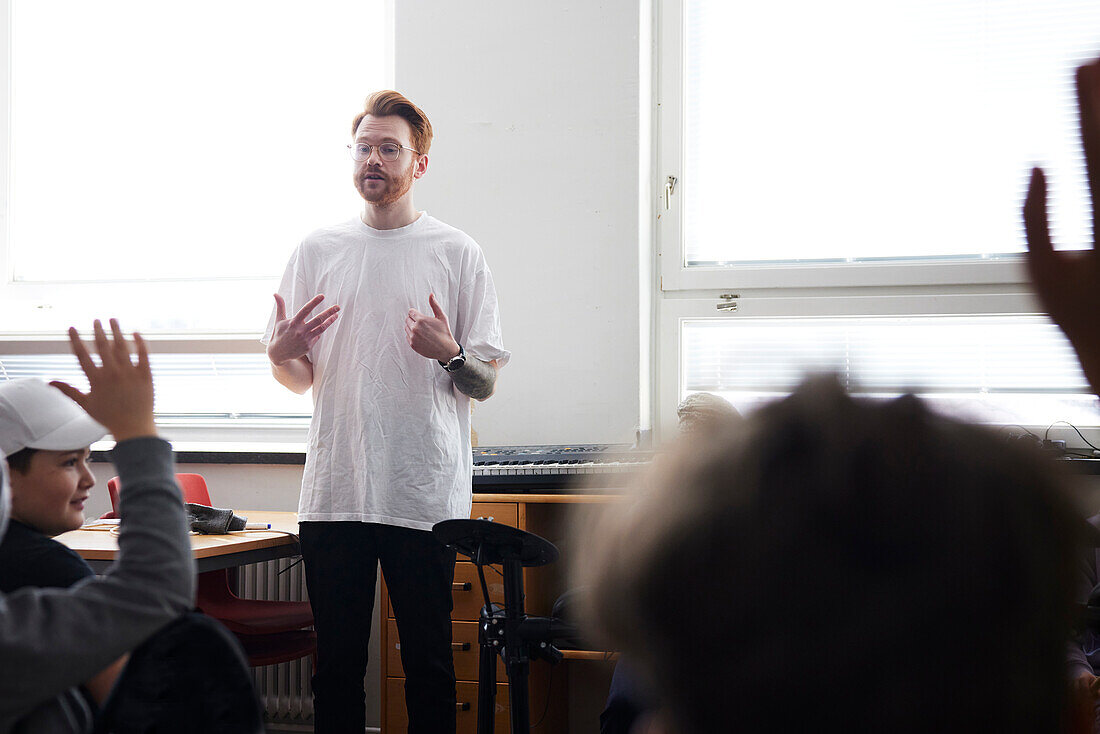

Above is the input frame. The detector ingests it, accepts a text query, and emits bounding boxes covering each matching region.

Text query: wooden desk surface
[471,493,618,503]
[56,510,300,562]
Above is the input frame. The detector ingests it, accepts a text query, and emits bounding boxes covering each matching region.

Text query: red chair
[107,472,214,508]
[106,472,315,666]
[237,629,317,668]
[195,569,315,635]
[99,478,120,519]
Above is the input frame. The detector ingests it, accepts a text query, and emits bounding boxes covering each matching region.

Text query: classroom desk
[56,511,301,574]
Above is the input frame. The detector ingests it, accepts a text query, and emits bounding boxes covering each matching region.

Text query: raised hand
[405,293,460,362]
[266,293,340,366]
[1024,59,1100,394]
[50,319,157,442]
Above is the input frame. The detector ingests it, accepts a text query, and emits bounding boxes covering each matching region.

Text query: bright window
[0,0,388,435]
[678,0,1100,268]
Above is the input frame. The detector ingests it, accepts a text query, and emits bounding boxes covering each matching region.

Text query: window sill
[90,441,306,465]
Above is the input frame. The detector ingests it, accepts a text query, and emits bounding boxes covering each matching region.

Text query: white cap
[0,378,108,456]
[0,456,9,543]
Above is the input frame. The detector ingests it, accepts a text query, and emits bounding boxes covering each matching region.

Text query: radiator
[235,557,315,724]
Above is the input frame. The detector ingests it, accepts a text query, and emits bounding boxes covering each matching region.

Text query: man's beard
[358,161,415,206]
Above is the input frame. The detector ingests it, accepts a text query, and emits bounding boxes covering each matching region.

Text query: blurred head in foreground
[577,376,1083,733]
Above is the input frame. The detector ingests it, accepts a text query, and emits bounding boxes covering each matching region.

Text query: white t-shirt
[262,213,510,530]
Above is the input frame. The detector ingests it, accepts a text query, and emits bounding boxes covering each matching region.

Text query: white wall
[395,0,644,447]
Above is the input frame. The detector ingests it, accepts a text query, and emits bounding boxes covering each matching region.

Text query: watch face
[443,344,466,371]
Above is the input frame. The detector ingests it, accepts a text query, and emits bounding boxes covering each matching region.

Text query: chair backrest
[176,473,212,505]
[106,476,121,514]
[106,472,212,513]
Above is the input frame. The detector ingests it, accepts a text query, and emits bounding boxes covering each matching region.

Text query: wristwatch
[439,343,466,372]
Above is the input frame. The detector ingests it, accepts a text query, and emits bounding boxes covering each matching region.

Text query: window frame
[654,0,1036,294]
[651,0,1100,448]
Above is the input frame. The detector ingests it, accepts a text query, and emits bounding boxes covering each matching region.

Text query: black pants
[299,521,458,734]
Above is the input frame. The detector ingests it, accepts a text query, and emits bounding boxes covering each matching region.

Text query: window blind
[682,315,1099,426]
[0,353,311,419]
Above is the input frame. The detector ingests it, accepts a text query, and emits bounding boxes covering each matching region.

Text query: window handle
[664,175,678,210]
[717,293,739,312]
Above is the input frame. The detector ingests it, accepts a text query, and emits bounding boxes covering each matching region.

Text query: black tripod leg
[501,558,531,734]
[508,659,530,734]
[478,639,497,734]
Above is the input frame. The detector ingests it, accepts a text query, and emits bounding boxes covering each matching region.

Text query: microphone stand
[435,519,562,734]
[475,549,563,734]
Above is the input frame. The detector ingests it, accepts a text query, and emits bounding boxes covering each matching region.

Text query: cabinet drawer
[451,562,505,620]
[386,677,508,734]
[389,561,505,620]
[388,620,488,682]
[470,501,518,527]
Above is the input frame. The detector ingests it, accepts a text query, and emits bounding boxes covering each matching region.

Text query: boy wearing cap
[0,320,263,734]
[0,379,108,589]
[0,379,122,704]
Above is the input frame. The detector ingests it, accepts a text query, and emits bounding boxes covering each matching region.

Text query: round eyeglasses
[347,142,419,163]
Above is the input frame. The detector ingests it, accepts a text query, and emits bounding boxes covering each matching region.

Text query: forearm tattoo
[450,355,497,400]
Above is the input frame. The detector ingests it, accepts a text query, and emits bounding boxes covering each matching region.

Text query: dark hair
[351,90,433,155]
[578,376,1082,733]
[5,447,38,474]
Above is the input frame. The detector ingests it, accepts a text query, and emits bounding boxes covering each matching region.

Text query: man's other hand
[267,293,340,366]
[405,293,460,362]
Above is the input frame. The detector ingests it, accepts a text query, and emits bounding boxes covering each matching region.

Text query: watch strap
[439,343,466,371]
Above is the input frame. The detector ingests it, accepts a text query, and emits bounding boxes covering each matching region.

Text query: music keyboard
[472,444,652,492]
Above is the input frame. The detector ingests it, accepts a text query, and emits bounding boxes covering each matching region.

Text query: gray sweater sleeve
[0,437,194,729]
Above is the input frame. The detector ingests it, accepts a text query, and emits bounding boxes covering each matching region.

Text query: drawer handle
[457,702,471,712]
[452,642,471,651]
[453,582,472,592]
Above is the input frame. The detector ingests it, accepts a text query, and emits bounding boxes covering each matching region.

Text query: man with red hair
[264,90,509,733]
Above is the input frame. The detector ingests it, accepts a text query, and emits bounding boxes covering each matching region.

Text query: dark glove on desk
[186,503,248,534]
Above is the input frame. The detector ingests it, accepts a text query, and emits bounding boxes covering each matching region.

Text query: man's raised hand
[50,319,157,442]
[1024,59,1100,394]
[405,293,460,363]
[267,293,340,366]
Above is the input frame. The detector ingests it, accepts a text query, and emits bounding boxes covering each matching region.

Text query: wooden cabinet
[379,494,616,733]
[385,678,510,734]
